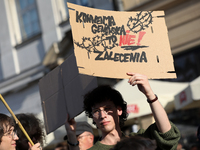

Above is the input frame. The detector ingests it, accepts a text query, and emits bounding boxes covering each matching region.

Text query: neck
[100,127,122,145]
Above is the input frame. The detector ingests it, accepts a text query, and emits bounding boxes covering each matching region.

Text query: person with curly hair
[14,113,45,150]
[65,73,180,150]
[0,113,42,150]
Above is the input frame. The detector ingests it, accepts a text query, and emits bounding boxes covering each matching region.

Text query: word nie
[119,31,146,46]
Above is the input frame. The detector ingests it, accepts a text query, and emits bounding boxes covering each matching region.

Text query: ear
[90,134,94,141]
[117,106,123,116]
[88,134,94,144]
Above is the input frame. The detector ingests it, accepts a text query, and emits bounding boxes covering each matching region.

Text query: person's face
[0,126,19,150]
[77,131,93,150]
[92,100,122,134]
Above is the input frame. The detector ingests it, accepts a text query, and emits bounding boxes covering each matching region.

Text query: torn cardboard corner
[67,2,176,79]
[39,53,97,134]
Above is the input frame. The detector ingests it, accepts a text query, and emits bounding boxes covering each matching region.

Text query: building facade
[0,0,114,147]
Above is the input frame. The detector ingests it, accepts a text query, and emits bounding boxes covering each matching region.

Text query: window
[173,49,200,82]
[64,0,91,17]
[55,0,92,24]
[15,0,41,40]
[160,47,200,82]
[66,0,89,6]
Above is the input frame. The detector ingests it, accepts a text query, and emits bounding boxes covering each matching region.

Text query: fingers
[28,142,42,150]
[28,142,32,150]
[126,72,134,76]
[127,73,145,86]
[65,116,76,132]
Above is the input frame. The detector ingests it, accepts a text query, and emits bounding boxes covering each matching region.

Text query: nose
[13,133,19,140]
[99,110,107,118]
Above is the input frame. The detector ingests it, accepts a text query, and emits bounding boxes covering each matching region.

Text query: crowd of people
[0,73,199,150]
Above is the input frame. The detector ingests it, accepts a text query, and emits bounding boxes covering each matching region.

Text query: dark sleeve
[129,121,181,150]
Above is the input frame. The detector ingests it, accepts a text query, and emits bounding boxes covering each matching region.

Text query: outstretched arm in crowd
[65,117,80,150]
[127,73,171,133]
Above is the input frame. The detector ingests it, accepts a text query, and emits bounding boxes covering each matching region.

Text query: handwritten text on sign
[74,11,151,62]
[68,2,176,79]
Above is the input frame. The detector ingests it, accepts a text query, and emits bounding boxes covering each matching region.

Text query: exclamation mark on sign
[137,31,146,45]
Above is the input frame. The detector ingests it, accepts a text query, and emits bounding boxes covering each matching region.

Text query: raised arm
[65,118,80,150]
[127,73,171,133]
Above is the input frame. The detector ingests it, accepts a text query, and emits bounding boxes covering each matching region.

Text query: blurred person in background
[14,113,45,150]
[64,121,94,150]
[0,113,42,150]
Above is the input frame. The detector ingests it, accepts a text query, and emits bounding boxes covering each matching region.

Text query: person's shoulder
[129,129,145,137]
[87,141,114,150]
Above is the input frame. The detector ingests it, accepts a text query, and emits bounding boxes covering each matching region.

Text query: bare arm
[127,73,171,133]
[65,118,80,150]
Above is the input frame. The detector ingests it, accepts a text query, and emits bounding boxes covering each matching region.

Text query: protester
[54,141,68,150]
[65,73,181,150]
[111,136,157,150]
[64,122,94,150]
[14,113,45,150]
[0,113,42,150]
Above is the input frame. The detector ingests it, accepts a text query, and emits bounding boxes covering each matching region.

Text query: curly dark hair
[0,113,15,143]
[84,85,128,128]
[111,136,157,150]
[14,113,45,150]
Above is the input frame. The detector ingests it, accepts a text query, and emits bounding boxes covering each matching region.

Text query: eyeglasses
[4,130,17,139]
[92,106,113,118]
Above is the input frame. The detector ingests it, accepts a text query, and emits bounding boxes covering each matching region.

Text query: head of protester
[0,113,19,150]
[84,85,128,129]
[111,136,157,150]
[14,113,45,150]
[64,121,93,150]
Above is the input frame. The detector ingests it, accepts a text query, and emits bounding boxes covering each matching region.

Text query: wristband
[67,140,79,146]
[147,94,158,103]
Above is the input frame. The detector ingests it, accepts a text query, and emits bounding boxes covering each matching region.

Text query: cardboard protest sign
[39,54,97,134]
[67,2,176,79]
